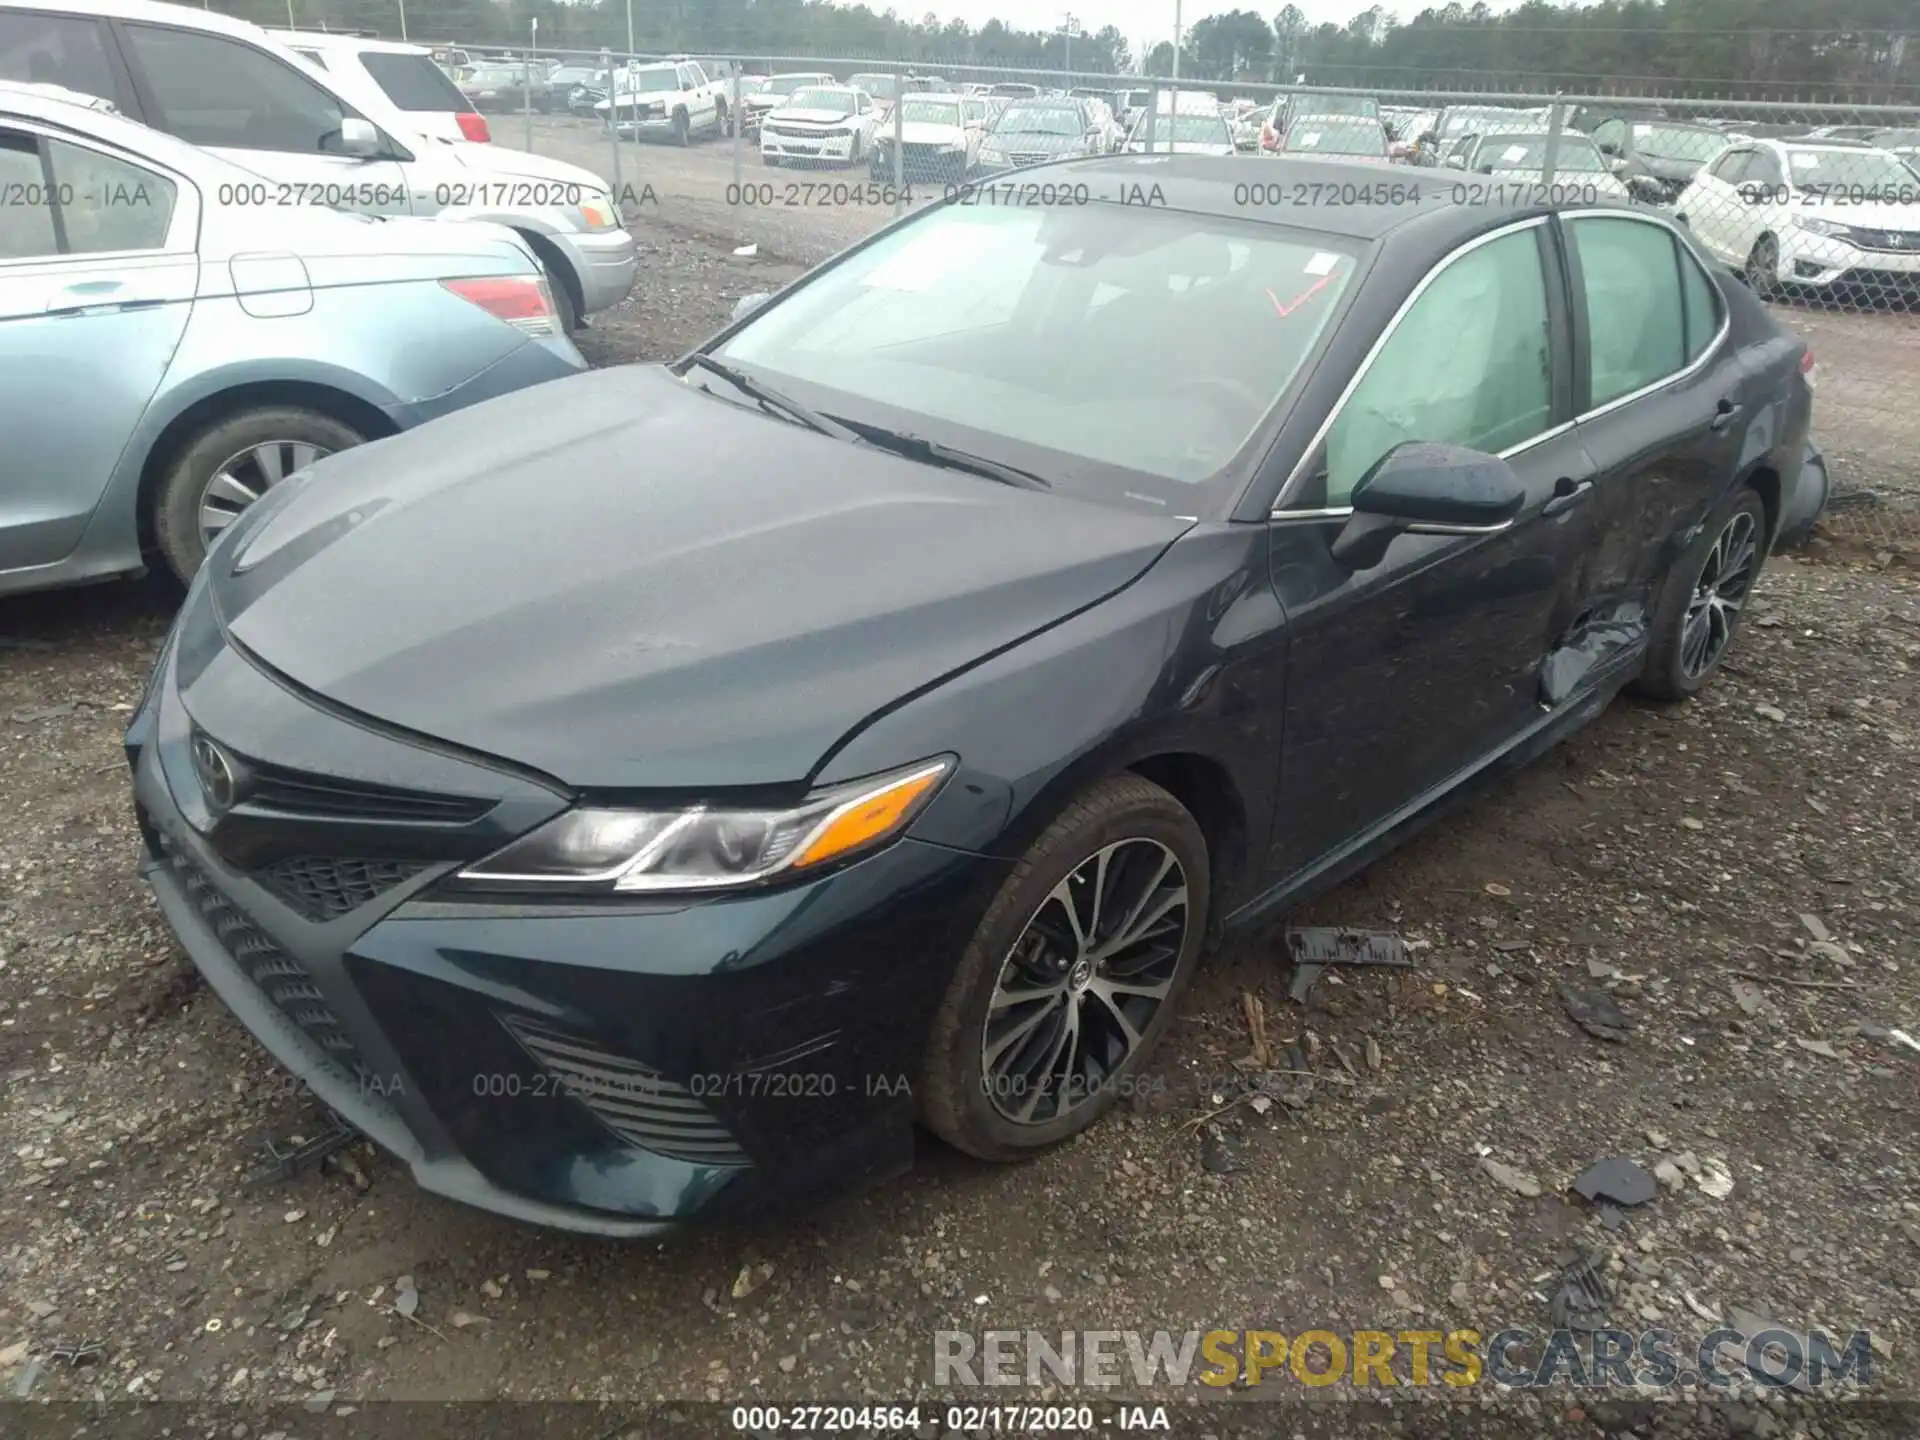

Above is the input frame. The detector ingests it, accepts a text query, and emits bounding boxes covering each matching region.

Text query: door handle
[1542,476,1594,517]
[1711,398,1744,432]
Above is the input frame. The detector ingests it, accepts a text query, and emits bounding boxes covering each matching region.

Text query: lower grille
[159,834,373,1081]
[499,1013,750,1167]
[253,855,427,923]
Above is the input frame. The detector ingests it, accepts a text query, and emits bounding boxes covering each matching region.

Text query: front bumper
[1775,229,1920,296]
[1778,436,1831,542]
[871,143,969,184]
[126,599,1004,1234]
[762,131,858,164]
[548,224,638,316]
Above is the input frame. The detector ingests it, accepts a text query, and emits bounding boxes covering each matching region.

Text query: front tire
[153,408,365,584]
[672,108,690,146]
[1634,486,1768,702]
[1745,235,1781,301]
[920,774,1210,1162]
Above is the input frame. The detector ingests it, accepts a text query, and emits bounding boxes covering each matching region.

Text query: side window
[1569,216,1686,408]
[122,24,356,154]
[1708,149,1749,183]
[1592,118,1625,154]
[1322,228,1554,506]
[292,48,327,71]
[0,12,119,105]
[48,137,176,253]
[0,131,175,258]
[687,63,707,87]
[1749,150,1785,188]
[1678,243,1722,362]
[0,131,58,259]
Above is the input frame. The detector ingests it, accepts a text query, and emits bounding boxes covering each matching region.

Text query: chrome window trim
[1562,208,1732,423]
[0,118,199,260]
[1270,215,1552,517]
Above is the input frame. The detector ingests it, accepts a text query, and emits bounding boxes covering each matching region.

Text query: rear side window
[0,130,175,258]
[1568,216,1687,408]
[362,51,474,112]
[1678,244,1722,362]
[122,23,356,154]
[0,11,119,104]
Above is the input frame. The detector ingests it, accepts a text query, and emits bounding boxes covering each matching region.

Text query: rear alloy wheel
[921,774,1209,1161]
[153,407,365,584]
[1745,235,1782,301]
[1634,487,1767,701]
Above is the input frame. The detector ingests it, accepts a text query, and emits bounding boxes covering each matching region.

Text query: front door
[0,124,195,573]
[1263,218,1602,883]
[115,20,413,216]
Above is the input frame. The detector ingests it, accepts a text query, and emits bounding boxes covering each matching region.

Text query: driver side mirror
[339,117,381,157]
[1444,153,1467,169]
[1598,140,1619,156]
[1330,443,1526,571]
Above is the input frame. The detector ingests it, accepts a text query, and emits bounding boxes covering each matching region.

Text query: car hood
[433,137,607,193]
[768,107,858,125]
[213,365,1190,790]
[1788,198,1920,230]
[986,131,1086,152]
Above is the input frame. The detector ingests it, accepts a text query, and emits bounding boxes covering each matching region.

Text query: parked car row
[0,0,641,597]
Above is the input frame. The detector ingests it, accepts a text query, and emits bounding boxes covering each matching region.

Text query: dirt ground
[1,138,1918,1435]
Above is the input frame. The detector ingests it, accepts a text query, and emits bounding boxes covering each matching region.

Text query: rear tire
[1633,486,1768,702]
[1745,235,1781,301]
[153,407,365,584]
[920,774,1210,1162]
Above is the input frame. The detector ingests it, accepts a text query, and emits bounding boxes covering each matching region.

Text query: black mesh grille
[499,1013,750,1168]
[159,835,374,1081]
[253,856,428,922]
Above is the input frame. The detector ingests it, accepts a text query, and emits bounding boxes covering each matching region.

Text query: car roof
[267,29,429,55]
[6,0,280,38]
[1753,137,1879,154]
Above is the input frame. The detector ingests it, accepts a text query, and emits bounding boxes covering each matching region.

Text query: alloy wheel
[980,838,1189,1125]
[198,440,331,550]
[1680,510,1758,679]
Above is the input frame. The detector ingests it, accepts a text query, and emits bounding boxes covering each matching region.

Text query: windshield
[1286,120,1384,155]
[991,84,1038,97]
[1478,134,1607,172]
[712,202,1358,499]
[1784,148,1918,192]
[1869,129,1920,149]
[1440,108,1526,138]
[1633,124,1726,161]
[767,75,828,96]
[1296,93,1377,118]
[899,99,963,126]
[1137,114,1234,146]
[623,70,678,93]
[851,74,897,98]
[787,89,856,115]
[995,105,1082,136]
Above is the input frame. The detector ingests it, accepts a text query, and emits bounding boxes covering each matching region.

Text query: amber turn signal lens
[791,763,948,869]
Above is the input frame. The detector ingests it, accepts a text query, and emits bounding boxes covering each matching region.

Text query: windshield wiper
[850,423,1052,491]
[681,354,862,443]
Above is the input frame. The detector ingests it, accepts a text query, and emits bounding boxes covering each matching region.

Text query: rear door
[1561,212,1749,655]
[1682,146,1754,265]
[113,20,414,216]
[1265,218,1603,880]
[0,121,196,572]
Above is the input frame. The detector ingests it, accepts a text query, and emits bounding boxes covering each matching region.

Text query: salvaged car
[129,156,1819,1235]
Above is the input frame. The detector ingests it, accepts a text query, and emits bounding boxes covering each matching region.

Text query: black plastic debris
[1596,1204,1627,1233]
[1573,1157,1657,1208]
[1286,926,1412,1003]
[1559,984,1633,1042]
[246,1107,358,1188]
[1547,1250,1611,1332]
[44,1340,103,1367]
[1199,1127,1246,1175]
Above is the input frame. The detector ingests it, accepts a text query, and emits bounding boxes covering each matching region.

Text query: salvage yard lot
[1,188,1917,1422]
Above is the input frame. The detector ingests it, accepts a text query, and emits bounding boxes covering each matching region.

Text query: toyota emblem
[191,734,238,812]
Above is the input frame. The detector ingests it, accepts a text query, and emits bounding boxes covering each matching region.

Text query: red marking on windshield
[1267,273,1334,319]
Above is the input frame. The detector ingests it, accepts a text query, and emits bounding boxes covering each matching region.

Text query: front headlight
[457,757,953,893]
[1796,216,1850,241]
[576,193,620,230]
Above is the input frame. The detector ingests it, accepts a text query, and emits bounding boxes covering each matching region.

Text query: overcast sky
[913,0,1525,57]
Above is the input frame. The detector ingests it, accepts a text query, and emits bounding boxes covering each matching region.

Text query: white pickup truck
[595,57,727,144]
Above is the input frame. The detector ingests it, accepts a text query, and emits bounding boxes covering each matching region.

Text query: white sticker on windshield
[1296,129,1321,147]
[1503,145,1529,163]
[1304,251,1340,276]
[1791,152,1823,171]
[1632,123,1652,139]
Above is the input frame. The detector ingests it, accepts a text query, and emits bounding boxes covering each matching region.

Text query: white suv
[0,0,636,328]
[273,31,490,144]
[595,58,723,144]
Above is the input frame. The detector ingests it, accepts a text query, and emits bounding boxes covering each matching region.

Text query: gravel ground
[1,158,1917,1435]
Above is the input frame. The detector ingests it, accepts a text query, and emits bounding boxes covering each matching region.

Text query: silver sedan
[0,83,587,592]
